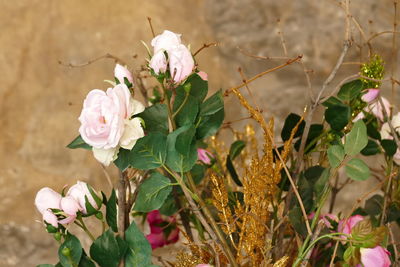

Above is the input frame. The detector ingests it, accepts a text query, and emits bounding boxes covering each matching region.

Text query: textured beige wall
[0,0,396,265]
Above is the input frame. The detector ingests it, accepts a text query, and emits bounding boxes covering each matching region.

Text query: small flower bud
[54,232,62,241]
[61,247,71,257]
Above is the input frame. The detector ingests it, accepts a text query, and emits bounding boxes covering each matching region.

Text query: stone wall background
[0,0,397,265]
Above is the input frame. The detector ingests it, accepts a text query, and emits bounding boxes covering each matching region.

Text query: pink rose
[59,196,82,224]
[78,84,145,165]
[338,215,364,235]
[357,246,391,267]
[151,30,182,53]
[114,64,133,85]
[169,44,194,83]
[197,148,214,165]
[145,210,179,250]
[35,187,62,227]
[67,181,97,214]
[361,89,380,103]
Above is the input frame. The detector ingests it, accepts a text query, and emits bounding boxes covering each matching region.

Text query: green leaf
[116,236,128,260]
[381,139,397,157]
[365,117,381,140]
[361,139,381,156]
[79,254,96,267]
[179,73,208,102]
[327,145,345,168]
[226,157,243,187]
[166,126,198,172]
[133,172,172,212]
[325,104,351,131]
[196,108,224,139]
[138,103,169,134]
[344,120,368,156]
[114,149,131,171]
[304,166,325,184]
[281,113,305,141]
[175,124,196,156]
[129,132,167,170]
[322,96,343,108]
[337,79,363,101]
[345,158,370,181]
[58,234,82,267]
[173,95,199,127]
[199,90,224,116]
[294,124,324,153]
[106,189,118,233]
[125,221,152,267]
[66,135,91,150]
[289,206,307,237]
[90,230,121,267]
[298,176,314,212]
[229,140,246,160]
[191,164,206,184]
[159,194,178,216]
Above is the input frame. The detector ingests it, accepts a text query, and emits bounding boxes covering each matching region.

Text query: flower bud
[114,64,133,85]
[151,30,182,54]
[61,196,82,216]
[67,181,98,214]
[61,247,71,257]
[43,210,59,228]
[54,232,62,241]
[169,44,194,83]
[361,89,380,103]
[197,148,214,165]
[35,187,62,214]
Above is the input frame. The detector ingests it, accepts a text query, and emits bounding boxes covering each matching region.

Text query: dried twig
[59,53,127,68]
[193,42,218,57]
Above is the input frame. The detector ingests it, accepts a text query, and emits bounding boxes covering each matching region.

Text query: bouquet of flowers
[34,3,399,266]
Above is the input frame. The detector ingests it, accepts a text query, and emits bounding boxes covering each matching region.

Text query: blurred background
[0,0,397,265]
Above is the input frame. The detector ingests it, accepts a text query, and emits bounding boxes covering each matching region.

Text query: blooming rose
[197,148,214,165]
[67,181,98,214]
[79,84,145,165]
[114,64,133,85]
[356,246,391,267]
[145,210,179,249]
[35,187,62,227]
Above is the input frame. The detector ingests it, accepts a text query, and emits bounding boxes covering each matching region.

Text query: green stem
[77,218,95,242]
[172,91,189,118]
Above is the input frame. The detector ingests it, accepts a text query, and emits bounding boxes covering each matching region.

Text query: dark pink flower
[197,148,214,165]
[145,210,179,250]
[357,246,391,267]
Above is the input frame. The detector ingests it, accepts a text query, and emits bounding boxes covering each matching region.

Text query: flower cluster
[35,181,98,227]
[149,30,195,83]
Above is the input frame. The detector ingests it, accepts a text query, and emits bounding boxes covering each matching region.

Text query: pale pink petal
[360,246,391,267]
[114,64,133,84]
[42,210,59,228]
[35,187,62,214]
[362,89,380,103]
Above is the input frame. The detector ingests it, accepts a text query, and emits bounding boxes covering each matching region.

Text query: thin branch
[147,17,155,38]
[224,55,302,96]
[59,53,127,68]
[193,42,218,57]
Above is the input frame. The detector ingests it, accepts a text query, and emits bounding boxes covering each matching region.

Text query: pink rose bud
[67,181,98,214]
[42,210,59,228]
[151,30,182,53]
[368,96,391,121]
[149,50,168,74]
[60,196,82,216]
[35,187,62,214]
[197,148,214,165]
[78,84,145,165]
[358,246,391,267]
[114,64,133,85]
[338,215,364,235]
[169,44,194,83]
[197,71,208,81]
[361,89,380,103]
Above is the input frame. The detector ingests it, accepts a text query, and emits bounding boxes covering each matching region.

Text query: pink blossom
[367,96,391,121]
[149,51,168,74]
[338,215,364,235]
[42,210,59,228]
[197,71,208,81]
[361,89,380,103]
[357,246,391,267]
[151,30,182,54]
[197,148,214,165]
[67,181,97,214]
[145,210,179,250]
[169,44,194,83]
[78,84,145,165]
[114,64,133,85]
